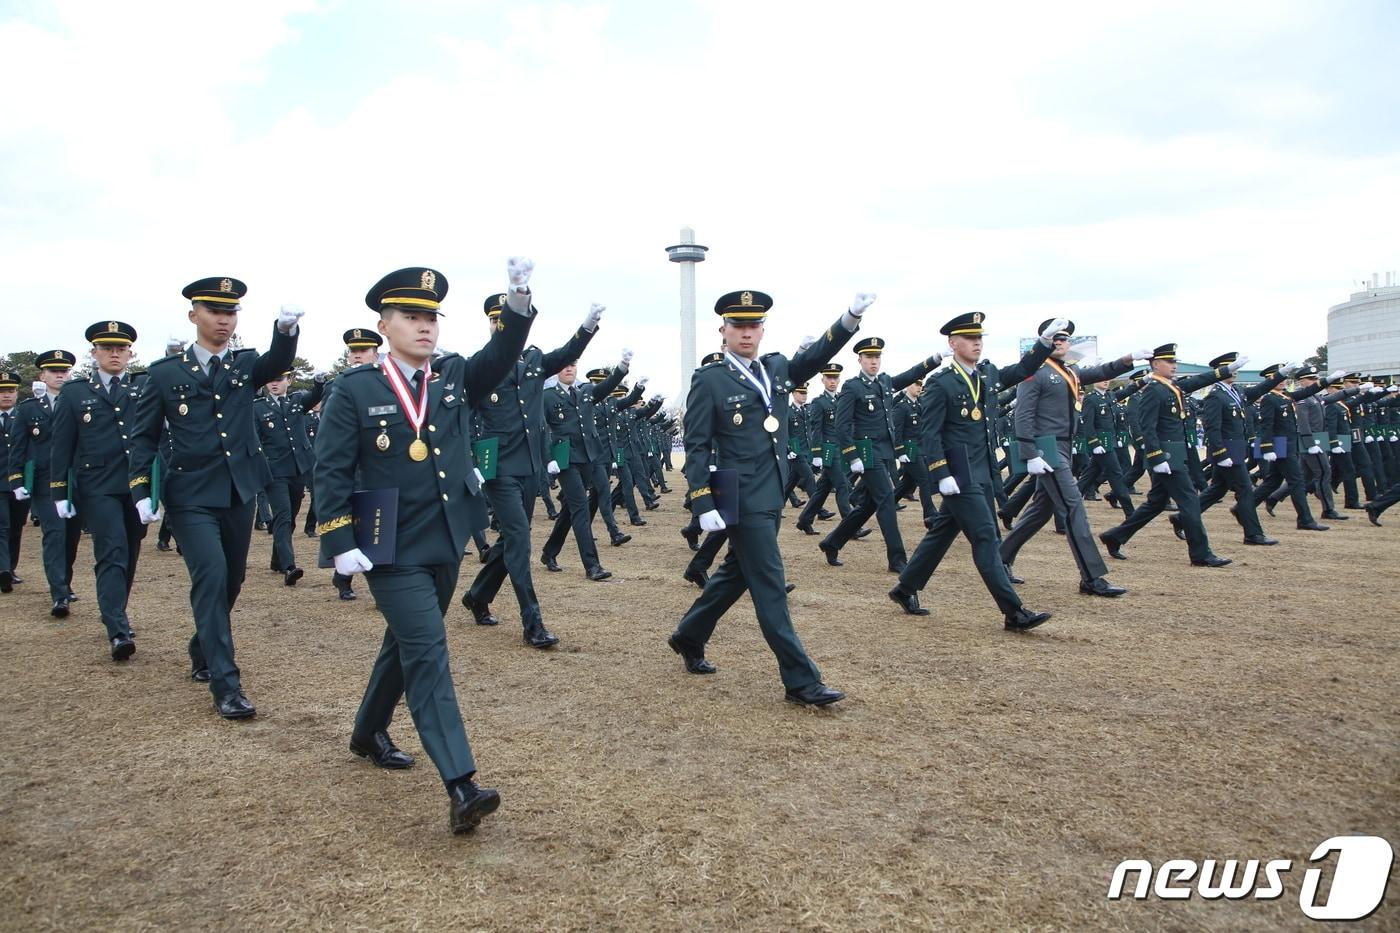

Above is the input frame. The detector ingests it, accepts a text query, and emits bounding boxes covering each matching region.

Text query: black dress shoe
[1297,522,1329,531]
[1320,511,1348,521]
[191,666,211,683]
[1079,577,1127,598]
[1243,535,1278,546]
[795,522,818,536]
[461,594,499,626]
[853,527,873,540]
[630,518,648,527]
[9,571,21,584]
[1099,532,1126,560]
[155,541,173,552]
[997,511,1014,531]
[668,634,716,674]
[888,587,929,616]
[683,567,708,589]
[111,635,136,661]
[611,532,633,547]
[785,682,845,706]
[540,554,562,573]
[679,527,699,550]
[817,509,835,521]
[818,542,843,566]
[544,508,559,521]
[1365,506,1383,526]
[215,691,256,720]
[1105,495,1119,509]
[1004,607,1052,631]
[785,582,796,594]
[586,566,612,582]
[51,598,69,618]
[449,779,501,834]
[1190,554,1232,567]
[887,560,907,574]
[304,529,317,538]
[523,622,559,649]
[0,570,10,593]
[644,500,660,511]
[350,731,415,769]
[660,485,672,494]
[1004,564,1025,585]
[895,503,907,511]
[1084,493,1101,501]
[284,567,304,586]
[1264,499,1277,517]
[67,591,78,602]
[1169,514,1185,540]
[338,587,358,600]
[255,520,268,531]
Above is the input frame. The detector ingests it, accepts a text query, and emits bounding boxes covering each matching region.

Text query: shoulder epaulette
[149,354,182,370]
[232,347,257,358]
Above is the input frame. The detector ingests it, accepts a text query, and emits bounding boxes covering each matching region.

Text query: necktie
[750,361,762,380]
[109,376,121,399]
[208,354,223,378]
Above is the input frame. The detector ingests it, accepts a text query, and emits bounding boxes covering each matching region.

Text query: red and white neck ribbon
[380,354,431,434]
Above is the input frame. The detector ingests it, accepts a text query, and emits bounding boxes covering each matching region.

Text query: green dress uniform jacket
[255,381,325,479]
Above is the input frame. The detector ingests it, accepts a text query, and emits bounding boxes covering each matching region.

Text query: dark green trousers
[469,474,542,629]
[31,495,79,603]
[359,563,476,786]
[77,491,146,639]
[168,500,254,697]
[1100,468,1212,563]
[672,509,821,690]
[540,464,602,571]
[1198,461,1266,538]
[265,477,303,571]
[896,484,1021,616]
[823,456,906,565]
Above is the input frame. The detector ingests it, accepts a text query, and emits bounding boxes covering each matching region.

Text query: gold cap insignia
[420,269,437,292]
[353,329,363,339]
[972,312,982,324]
[740,291,754,306]
[219,278,233,293]
[107,321,119,333]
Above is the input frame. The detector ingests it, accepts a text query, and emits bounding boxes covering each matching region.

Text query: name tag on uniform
[724,394,749,404]
[367,405,397,416]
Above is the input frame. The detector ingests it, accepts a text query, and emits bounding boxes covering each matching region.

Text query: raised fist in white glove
[1152,461,1172,474]
[1092,445,1106,455]
[897,453,910,464]
[1026,456,1052,475]
[812,456,823,468]
[1040,318,1071,342]
[848,293,876,316]
[1281,362,1301,377]
[620,347,634,366]
[636,376,648,388]
[505,256,534,312]
[849,458,865,475]
[313,371,330,384]
[582,303,604,332]
[797,334,817,351]
[12,487,29,501]
[31,381,46,398]
[166,335,185,354]
[1217,457,1234,468]
[135,497,161,523]
[1388,385,1400,393]
[1359,381,1375,392]
[1328,369,1346,382]
[546,460,560,476]
[474,468,485,485]
[277,304,304,334]
[698,509,727,532]
[938,476,960,496]
[334,548,374,575]
[1227,354,1249,374]
[1308,445,1323,455]
[55,499,76,519]
[1131,349,1153,361]
[1262,451,1277,462]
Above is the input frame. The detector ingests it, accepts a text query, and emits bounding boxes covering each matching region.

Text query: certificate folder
[943,446,972,492]
[318,488,398,568]
[710,468,739,525]
[472,437,499,480]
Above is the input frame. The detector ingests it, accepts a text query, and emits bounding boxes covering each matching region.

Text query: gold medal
[1074,400,1082,411]
[763,415,779,433]
[733,412,743,426]
[409,438,429,461]
[178,403,189,416]
[376,432,390,452]
[82,412,92,423]
[971,407,983,421]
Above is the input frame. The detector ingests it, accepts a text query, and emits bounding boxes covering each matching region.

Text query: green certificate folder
[549,439,570,468]
[903,440,919,460]
[1331,434,1353,453]
[615,446,626,466]
[150,459,161,504]
[1008,436,1062,475]
[855,438,874,464]
[822,442,839,467]
[472,437,499,480]
[788,436,804,456]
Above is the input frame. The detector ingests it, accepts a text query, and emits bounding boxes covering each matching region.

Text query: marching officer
[1264,368,1358,521]
[254,369,325,585]
[9,349,82,616]
[460,298,600,648]
[538,348,632,577]
[1076,377,1138,520]
[795,363,851,533]
[1254,365,1335,531]
[128,276,302,719]
[50,322,148,659]
[782,382,819,506]
[1196,355,1287,545]
[888,313,1061,626]
[316,261,537,834]
[0,370,21,593]
[668,289,871,706]
[818,339,942,572]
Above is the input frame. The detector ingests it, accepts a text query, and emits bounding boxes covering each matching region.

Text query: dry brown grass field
[2,471,1397,931]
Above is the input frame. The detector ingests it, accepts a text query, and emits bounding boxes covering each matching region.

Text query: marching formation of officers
[4,263,1398,835]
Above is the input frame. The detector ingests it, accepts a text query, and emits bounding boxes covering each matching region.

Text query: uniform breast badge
[376,432,391,452]
[733,412,743,426]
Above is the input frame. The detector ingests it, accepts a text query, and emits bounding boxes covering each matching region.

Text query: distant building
[1329,275,1400,378]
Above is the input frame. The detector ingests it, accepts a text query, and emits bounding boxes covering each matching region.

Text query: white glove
[1388,385,1399,393]
[1368,387,1384,395]
[1217,457,1234,468]
[1092,445,1106,455]
[166,334,185,354]
[1327,369,1346,382]
[797,334,817,351]
[1262,451,1277,462]
[620,347,634,365]
[698,509,727,532]
[812,456,823,468]
[897,453,910,464]
[582,303,604,332]
[474,467,485,485]
[1026,456,1052,475]
[546,460,560,476]
[849,458,865,475]
[1131,348,1153,361]
[1365,435,1375,443]
[636,377,648,388]
[1281,362,1301,377]
[31,381,46,397]
[55,499,76,519]
[1227,354,1249,374]
[12,487,29,501]
[1359,381,1375,392]
[135,497,161,523]
[707,464,715,472]
[505,256,534,313]
[1039,318,1071,342]
[787,450,797,460]
[1152,461,1172,474]
[1330,447,1343,455]
[1391,436,1399,442]
[333,548,374,575]
[1307,445,1323,455]
[277,304,304,334]
[938,476,960,496]
[313,371,329,384]
[848,292,876,316]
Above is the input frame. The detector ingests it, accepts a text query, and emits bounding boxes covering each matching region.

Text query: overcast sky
[2,0,1397,396]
